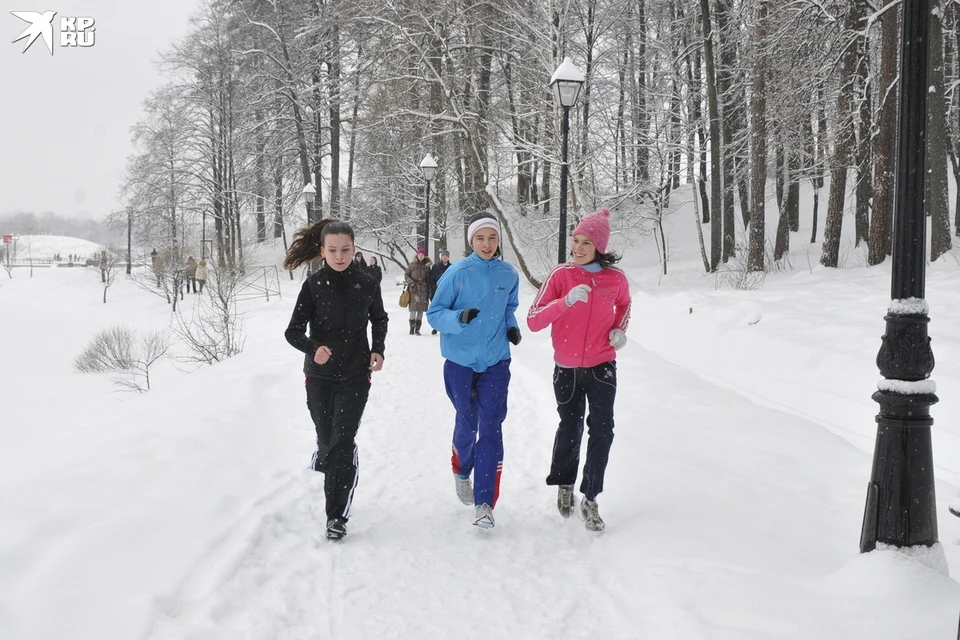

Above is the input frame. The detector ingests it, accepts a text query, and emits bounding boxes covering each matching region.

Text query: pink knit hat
[416,248,427,256]
[572,208,611,254]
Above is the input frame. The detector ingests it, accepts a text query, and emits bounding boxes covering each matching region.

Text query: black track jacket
[285,263,389,381]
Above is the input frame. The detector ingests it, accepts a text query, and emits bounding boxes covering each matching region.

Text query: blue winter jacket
[426,252,520,372]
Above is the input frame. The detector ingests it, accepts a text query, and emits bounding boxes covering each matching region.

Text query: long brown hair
[283,219,356,270]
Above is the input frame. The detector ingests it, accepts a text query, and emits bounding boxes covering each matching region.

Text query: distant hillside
[0,212,114,245]
[6,235,103,261]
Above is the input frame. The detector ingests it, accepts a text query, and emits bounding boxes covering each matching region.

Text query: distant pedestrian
[185,256,198,293]
[150,249,161,286]
[428,250,452,335]
[526,208,631,532]
[283,219,389,542]
[404,248,432,335]
[368,256,383,284]
[426,213,522,529]
[353,251,368,274]
[195,259,208,293]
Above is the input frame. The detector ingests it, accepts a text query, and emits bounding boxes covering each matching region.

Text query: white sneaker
[557,485,575,518]
[474,503,495,529]
[578,497,605,532]
[455,474,474,505]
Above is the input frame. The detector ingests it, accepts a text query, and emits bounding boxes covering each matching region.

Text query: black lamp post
[302,182,317,225]
[302,182,317,274]
[419,153,438,257]
[126,205,132,275]
[550,57,585,264]
[860,0,939,553]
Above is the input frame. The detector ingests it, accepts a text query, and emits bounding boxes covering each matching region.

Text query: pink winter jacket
[527,263,632,368]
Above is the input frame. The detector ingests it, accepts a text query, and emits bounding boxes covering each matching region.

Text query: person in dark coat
[404,248,432,335]
[368,256,383,284]
[428,250,452,334]
[185,256,199,293]
[353,251,368,274]
[283,219,389,542]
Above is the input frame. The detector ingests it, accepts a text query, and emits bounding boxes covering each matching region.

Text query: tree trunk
[700,0,723,271]
[747,0,768,272]
[854,10,872,247]
[715,0,738,262]
[820,2,860,268]
[929,1,953,261]
[774,141,791,261]
[869,3,899,264]
[255,108,266,243]
[635,0,649,182]
[328,17,342,218]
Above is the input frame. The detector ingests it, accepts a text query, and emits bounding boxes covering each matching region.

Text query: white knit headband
[468,217,500,243]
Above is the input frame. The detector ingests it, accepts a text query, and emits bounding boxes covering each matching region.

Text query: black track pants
[305,374,371,520]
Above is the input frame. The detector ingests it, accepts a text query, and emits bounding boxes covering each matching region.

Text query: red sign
[2,235,11,244]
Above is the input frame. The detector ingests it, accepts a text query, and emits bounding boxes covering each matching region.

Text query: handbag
[399,286,410,308]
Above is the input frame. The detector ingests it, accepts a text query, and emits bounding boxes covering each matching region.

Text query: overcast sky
[1,1,200,220]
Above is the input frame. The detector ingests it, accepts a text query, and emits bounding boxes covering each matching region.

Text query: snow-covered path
[4,266,960,640]
[138,294,958,640]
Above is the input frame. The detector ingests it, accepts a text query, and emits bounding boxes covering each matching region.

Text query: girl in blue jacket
[426,213,521,529]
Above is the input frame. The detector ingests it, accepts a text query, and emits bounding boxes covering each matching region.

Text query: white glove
[609,329,627,350]
[565,284,592,307]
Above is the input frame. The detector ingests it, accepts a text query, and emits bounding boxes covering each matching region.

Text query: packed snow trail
[2,268,958,640]
[139,295,959,640]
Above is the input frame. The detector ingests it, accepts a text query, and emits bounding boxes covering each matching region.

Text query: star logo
[11,11,57,55]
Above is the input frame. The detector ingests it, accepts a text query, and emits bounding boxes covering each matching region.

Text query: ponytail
[283,219,357,270]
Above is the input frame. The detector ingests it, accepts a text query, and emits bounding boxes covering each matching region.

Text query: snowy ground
[3,201,960,639]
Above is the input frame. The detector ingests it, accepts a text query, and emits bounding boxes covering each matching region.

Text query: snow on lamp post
[860,0,939,554]
[419,153,438,258]
[550,57,584,264]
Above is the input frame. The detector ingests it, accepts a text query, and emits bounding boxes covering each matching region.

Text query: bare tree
[97,248,123,304]
[74,326,170,393]
[172,261,246,365]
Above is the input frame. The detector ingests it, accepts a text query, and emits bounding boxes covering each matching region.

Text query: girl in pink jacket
[527,208,631,532]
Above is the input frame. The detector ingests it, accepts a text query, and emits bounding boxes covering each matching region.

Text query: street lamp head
[550,57,585,109]
[302,182,316,205]
[420,153,438,182]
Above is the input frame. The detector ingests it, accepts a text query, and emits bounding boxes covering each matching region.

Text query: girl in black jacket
[284,219,389,541]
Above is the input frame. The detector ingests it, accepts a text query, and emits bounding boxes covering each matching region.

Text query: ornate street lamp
[302,182,317,225]
[860,0,939,553]
[419,153,438,257]
[550,57,585,264]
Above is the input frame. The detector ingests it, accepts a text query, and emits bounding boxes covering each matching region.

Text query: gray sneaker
[557,485,575,518]
[455,474,474,505]
[578,497,605,532]
[474,503,495,529]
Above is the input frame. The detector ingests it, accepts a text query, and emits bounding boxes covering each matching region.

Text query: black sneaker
[431,329,438,335]
[326,517,347,541]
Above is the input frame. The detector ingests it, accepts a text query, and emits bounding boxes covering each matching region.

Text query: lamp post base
[860,390,939,553]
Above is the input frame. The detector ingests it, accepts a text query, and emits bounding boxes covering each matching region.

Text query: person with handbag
[403,248,432,335]
[526,208,631,532]
[283,219,389,541]
[426,213,521,529]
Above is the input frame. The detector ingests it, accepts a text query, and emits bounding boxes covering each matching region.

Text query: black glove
[460,308,480,324]
[408,282,416,290]
[507,327,522,345]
